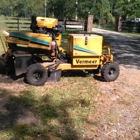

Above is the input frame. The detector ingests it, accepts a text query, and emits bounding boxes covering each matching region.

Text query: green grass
[121,32,140,37]
[0,76,100,140]
[93,23,140,38]
[93,23,115,31]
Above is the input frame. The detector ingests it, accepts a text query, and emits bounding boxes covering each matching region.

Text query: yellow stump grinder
[0,16,119,86]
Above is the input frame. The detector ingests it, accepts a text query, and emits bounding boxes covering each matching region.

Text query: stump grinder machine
[0,16,119,86]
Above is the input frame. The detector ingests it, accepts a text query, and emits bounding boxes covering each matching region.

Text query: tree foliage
[114,0,140,19]
[0,0,44,17]
[0,0,139,21]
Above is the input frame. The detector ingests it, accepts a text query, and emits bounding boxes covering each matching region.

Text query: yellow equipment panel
[68,34,103,56]
[36,17,58,29]
[6,32,62,51]
[67,34,103,66]
[28,33,52,50]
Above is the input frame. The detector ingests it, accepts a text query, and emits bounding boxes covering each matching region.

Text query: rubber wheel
[0,54,6,74]
[26,63,48,86]
[101,62,119,82]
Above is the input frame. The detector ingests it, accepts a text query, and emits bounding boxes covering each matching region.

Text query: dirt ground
[0,31,140,139]
[92,32,140,139]
[93,65,140,139]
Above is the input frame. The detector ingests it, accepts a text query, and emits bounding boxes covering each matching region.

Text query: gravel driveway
[93,28,140,68]
[92,28,140,139]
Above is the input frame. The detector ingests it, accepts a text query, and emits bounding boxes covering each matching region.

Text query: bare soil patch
[94,65,140,139]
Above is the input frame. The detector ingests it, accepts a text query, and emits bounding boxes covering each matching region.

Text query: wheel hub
[109,68,115,75]
[33,72,41,79]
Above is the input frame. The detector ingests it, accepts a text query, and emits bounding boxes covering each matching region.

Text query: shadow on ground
[0,70,103,84]
[0,73,25,84]
[0,88,80,140]
[102,33,140,69]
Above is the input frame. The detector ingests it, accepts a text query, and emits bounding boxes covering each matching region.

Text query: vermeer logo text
[76,59,97,64]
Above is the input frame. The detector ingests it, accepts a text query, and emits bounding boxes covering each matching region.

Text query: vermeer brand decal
[76,59,97,64]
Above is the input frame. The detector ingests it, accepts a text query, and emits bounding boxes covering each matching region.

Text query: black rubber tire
[101,62,119,82]
[0,54,6,74]
[26,63,48,86]
[6,55,15,74]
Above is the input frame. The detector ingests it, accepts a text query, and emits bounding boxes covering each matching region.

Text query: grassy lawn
[93,23,115,31]
[93,23,140,38]
[0,75,100,140]
[121,32,140,37]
